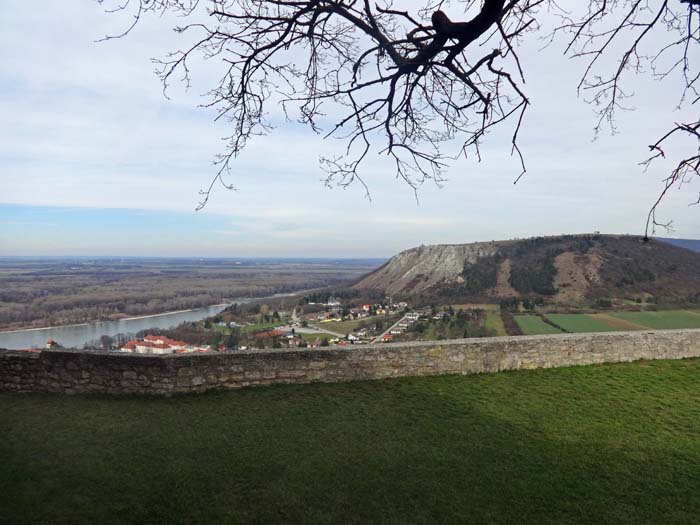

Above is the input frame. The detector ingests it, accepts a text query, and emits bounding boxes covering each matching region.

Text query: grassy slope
[5,359,700,523]
[514,315,562,335]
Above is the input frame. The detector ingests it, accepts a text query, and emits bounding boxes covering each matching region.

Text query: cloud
[1,0,699,257]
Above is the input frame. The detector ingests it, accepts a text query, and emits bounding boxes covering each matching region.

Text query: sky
[1,1,699,257]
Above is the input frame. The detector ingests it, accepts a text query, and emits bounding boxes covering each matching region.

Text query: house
[327,296,341,307]
[120,334,210,355]
[362,304,372,312]
[252,329,287,342]
[381,334,393,342]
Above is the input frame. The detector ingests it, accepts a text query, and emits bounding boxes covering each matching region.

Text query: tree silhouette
[101,0,699,236]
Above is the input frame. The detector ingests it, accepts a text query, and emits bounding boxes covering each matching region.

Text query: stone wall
[2,329,700,396]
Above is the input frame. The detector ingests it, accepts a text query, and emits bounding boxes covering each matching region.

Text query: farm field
[546,314,624,333]
[484,311,507,336]
[514,315,562,335]
[447,309,700,338]
[3,359,700,523]
[609,310,700,330]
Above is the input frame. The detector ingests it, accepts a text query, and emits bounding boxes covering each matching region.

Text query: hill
[354,234,700,305]
[659,238,700,253]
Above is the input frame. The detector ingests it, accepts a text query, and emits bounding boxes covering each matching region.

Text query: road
[371,313,410,344]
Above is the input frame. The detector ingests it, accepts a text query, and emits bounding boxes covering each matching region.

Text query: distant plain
[0,257,383,331]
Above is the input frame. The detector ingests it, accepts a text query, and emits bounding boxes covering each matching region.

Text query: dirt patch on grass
[553,250,603,303]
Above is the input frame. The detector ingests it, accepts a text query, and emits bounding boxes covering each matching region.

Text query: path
[371,314,410,344]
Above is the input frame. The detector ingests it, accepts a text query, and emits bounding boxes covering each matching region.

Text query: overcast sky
[1,1,699,257]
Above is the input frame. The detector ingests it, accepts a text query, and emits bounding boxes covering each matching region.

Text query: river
[0,287,324,350]
[0,303,236,350]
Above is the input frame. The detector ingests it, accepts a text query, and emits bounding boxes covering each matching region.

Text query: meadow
[2,358,700,523]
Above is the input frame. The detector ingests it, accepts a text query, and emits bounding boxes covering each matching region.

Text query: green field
[3,359,700,523]
[610,310,700,330]
[310,319,360,335]
[311,314,401,336]
[514,315,562,335]
[484,310,507,336]
[546,314,623,333]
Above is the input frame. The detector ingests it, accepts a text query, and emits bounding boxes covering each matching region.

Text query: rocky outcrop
[354,242,499,295]
[354,234,700,301]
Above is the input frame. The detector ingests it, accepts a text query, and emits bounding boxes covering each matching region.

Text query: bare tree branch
[99,0,700,236]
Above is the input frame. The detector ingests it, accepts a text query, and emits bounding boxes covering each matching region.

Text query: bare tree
[99,0,699,237]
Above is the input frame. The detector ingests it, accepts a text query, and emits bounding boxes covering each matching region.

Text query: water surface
[0,304,233,350]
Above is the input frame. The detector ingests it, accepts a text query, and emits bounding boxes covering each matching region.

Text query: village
[25,295,502,355]
[106,296,434,354]
[203,296,428,350]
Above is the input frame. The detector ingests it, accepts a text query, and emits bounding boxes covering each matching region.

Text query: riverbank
[0,304,235,351]
[0,322,91,335]
[0,302,238,334]
[0,306,221,334]
[0,288,327,334]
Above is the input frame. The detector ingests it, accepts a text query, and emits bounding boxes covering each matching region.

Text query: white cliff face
[355,242,499,295]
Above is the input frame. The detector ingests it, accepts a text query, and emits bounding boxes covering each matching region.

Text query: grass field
[3,359,700,523]
[484,310,507,336]
[514,315,562,335]
[610,310,700,330]
[310,319,361,335]
[311,314,401,336]
[546,314,624,333]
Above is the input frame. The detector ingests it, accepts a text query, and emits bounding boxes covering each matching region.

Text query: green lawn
[514,315,562,335]
[546,314,623,333]
[3,359,700,523]
[610,310,700,330]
